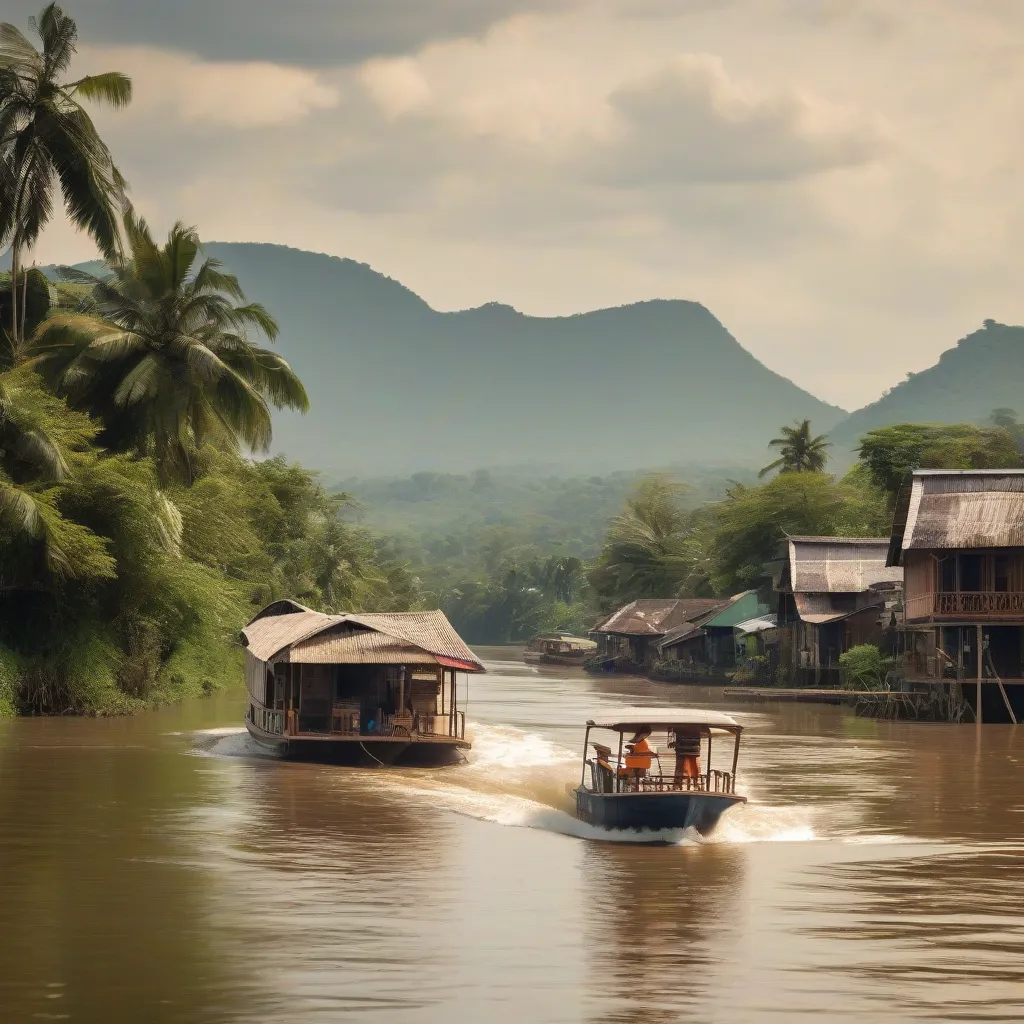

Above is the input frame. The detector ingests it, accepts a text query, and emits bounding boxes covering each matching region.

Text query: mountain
[48,243,846,477]
[829,320,1024,452]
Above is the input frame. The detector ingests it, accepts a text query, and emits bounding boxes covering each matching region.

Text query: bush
[840,644,891,690]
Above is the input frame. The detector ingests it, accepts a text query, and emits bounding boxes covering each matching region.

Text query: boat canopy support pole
[581,726,591,787]
[731,731,740,783]
[616,731,624,793]
[706,732,712,791]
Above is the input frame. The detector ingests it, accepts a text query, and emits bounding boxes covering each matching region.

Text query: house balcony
[905,591,1024,622]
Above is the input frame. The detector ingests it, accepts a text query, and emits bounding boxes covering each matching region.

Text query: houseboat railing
[250,705,285,735]
[907,592,1024,619]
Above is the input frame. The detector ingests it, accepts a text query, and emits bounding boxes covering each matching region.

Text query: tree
[0,3,131,348]
[588,476,699,607]
[28,214,309,483]
[857,422,1022,505]
[759,419,830,477]
[707,472,881,594]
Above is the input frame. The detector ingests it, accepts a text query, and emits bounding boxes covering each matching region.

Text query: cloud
[596,54,888,184]
[81,47,341,128]
[2,0,574,66]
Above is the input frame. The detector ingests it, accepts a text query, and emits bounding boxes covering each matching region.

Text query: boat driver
[670,728,702,789]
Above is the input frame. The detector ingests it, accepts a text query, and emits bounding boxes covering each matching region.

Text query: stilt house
[776,536,903,685]
[887,469,1024,723]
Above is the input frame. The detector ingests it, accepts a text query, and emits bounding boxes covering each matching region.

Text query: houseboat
[524,632,598,665]
[242,600,485,765]
[574,708,746,835]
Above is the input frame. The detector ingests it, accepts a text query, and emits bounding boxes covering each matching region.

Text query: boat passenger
[621,728,654,786]
[670,729,702,789]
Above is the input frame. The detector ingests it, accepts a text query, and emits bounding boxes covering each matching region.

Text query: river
[1,647,1023,1023]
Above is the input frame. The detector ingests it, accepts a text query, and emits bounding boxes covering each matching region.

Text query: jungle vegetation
[0,5,417,714]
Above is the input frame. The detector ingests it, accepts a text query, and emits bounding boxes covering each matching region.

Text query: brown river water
[2,646,1024,1023]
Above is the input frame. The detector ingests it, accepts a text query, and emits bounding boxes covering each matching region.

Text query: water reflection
[583,843,745,1023]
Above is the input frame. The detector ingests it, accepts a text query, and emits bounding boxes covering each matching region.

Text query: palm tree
[27,213,310,484]
[759,419,830,478]
[0,3,131,348]
[588,476,697,603]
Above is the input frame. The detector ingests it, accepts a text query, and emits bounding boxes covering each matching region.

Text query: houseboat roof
[241,602,485,672]
[586,707,742,733]
[887,470,1024,564]
[785,536,903,593]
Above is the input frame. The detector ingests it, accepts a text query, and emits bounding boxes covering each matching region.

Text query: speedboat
[573,708,746,835]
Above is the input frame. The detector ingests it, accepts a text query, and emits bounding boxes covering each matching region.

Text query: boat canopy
[586,707,742,734]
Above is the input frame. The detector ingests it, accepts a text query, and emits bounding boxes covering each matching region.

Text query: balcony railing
[905,591,1024,620]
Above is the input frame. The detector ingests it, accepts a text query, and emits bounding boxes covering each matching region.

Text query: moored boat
[242,600,484,766]
[524,632,598,666]
[574,708,746,835]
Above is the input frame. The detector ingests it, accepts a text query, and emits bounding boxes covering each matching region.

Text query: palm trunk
[9,242,19,348]
[19,257,30,352]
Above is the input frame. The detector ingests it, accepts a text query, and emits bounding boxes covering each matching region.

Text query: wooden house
[776,536,903,685]
[887,469,1024,722]
[242,600,485,764]
[590,598,734,671]
[656,591,768,670]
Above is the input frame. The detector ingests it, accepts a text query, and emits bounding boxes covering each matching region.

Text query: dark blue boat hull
[574,787,744,835]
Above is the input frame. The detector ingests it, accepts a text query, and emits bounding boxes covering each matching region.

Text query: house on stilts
[888,469,1024,723]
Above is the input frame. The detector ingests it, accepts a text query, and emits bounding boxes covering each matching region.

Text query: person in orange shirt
[621,728,654,786]
[670,728,702,789]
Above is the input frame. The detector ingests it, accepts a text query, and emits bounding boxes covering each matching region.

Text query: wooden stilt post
[976,624,983,725]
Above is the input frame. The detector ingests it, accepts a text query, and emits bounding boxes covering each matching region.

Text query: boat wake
[188,721,828,845]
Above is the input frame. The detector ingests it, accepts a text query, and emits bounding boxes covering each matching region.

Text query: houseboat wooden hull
[574,786,745,835]
[245,714,470,766]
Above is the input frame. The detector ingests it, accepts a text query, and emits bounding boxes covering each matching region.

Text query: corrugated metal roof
[897,470,1024,552]
[788,537,903,593]
[734,614,778,634]
[240,605,484,671]
[793,591,886,624]
[656,622,699,649]
[592,598,728,636]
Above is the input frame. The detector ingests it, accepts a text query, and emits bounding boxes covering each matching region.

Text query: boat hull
[245,719,470,767]
[574,786,745,836]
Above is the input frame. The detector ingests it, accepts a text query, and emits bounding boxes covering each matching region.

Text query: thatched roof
[888,470,1024,564]
[241,603,484,672]
[786,537,903,594]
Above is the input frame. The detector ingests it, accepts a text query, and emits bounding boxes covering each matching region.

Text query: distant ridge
[48,243,846,477]
[829,320,1024,451]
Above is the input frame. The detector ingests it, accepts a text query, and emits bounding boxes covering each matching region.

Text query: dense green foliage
[30,215,309,484]
[857,422,1021,504]
[0,6,414,715]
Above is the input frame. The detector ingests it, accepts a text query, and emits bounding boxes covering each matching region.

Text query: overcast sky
[9,0,1024,410]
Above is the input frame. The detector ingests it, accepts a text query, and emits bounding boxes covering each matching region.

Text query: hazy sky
[10,0,1024,410]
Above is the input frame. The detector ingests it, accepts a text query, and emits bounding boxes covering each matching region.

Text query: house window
[995,555,1011,593]
[939,556,956,593]
[960,554,984,592]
